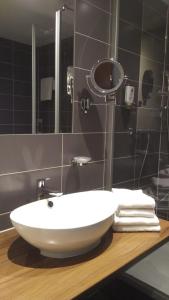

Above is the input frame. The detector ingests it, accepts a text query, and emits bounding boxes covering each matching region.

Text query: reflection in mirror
[36,1,74,133]
[36,22,55,134]
[0,0,32,134]
[142,70,154,106]
[89,59,124,97]
[60,4,74,133]
[0,0,74,134]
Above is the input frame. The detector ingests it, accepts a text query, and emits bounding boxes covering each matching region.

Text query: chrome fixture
[37,178,62,207]
[86,58,125,101]
[80,97,91,114]
[67,66,74,103]
[72,156,91,166]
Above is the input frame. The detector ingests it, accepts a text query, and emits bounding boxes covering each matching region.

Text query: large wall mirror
[0,0,74,134]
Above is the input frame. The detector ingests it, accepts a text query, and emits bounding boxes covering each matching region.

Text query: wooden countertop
[0,219,169,300]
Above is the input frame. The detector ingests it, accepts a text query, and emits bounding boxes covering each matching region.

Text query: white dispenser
[125,85,135,106]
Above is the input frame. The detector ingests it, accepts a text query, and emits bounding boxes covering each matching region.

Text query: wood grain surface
[0,219,169,300]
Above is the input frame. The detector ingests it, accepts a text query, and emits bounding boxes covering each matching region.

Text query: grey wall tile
[0,134,62,174]
[114,132,135,158]
[83,0,111,12]
[75,33,109,70]
[135,175,157,191]
[119,20,141,54]
[135,153,159,179]
[143,0,167,16]
[14,111,32,125]
[76,0,110,43]
[0,79,12,94]
[114,106,137,132]
[0,94,12,110]
[0,110,13,125]
[73,103,106,132]
[63,133,105,165]
[161,133,168,154]
[113,157,135,184]
[62,161,104,194]
[120,0,143,29]
[74,68,105,104]
[137,108,161,131]
[141,31,164,63]
[118,48,140,81]
[0,213,12,231]
[136,131,160,154]
[142,4,166,40]
[0,167,62,214]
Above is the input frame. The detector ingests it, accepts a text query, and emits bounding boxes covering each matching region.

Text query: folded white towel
[114,215,159,226]
[117,208,155,218]
[113,225,161,232]
[112,188,155,209]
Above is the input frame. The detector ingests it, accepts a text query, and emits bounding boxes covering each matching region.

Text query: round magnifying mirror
[90,58,124,95]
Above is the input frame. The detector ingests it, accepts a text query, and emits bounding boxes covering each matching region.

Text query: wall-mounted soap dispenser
[124,85,135,107]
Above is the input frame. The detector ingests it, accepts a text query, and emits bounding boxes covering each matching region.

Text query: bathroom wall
[60,37,73,132]
[2,0,168,231]
[0,38,32,134]
[36,38,73,133]
[0,0,112,231]
[112,0,169,219]
[36,43,55,133]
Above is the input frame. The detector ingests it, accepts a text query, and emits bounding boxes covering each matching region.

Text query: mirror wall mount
[86,58,125,102]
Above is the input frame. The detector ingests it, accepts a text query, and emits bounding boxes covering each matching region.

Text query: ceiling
[0,0,74,46]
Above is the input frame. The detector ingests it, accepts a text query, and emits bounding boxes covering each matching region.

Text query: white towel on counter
[114,215,159,226]
[113,225,161,232]
[112,188,155,209]
[40,77,54,101]
[117,208,155,218]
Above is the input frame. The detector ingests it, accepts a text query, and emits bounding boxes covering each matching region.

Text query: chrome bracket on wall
[86,58,125,103]
[80,97,91,114]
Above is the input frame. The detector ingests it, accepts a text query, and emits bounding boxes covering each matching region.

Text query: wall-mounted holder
[80,97,91,114]
[72,156,91,166]
[124,85,135,108]
[128,127,135,136]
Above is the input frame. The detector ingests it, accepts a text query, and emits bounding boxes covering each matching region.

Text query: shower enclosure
[108,0,169,220]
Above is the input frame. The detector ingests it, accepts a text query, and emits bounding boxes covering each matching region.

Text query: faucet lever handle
[37,177,51,188]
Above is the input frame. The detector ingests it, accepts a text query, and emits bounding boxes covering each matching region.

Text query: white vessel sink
[10,190,117,258]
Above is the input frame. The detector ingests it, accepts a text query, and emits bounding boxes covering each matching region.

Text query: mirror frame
[90,58,124,95]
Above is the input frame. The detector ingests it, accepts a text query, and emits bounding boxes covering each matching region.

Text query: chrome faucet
[37,178,62,206]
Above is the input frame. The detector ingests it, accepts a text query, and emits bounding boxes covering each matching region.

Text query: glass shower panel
[156,7,169,220]
[135,0,167,202]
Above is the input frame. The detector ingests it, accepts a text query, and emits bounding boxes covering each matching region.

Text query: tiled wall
[0,38,32,134]
[0,0,111,231]
[60,37,73,132]
[36,38,73,133]
[72,0,111,133]
[36,43,55,133]
[112,0,169,219]
[2,0,169,231]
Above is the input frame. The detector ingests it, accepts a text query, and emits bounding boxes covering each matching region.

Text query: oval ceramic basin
[10,190,117,258]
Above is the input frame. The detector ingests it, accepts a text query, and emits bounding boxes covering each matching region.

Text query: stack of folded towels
[112,188,160,232]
